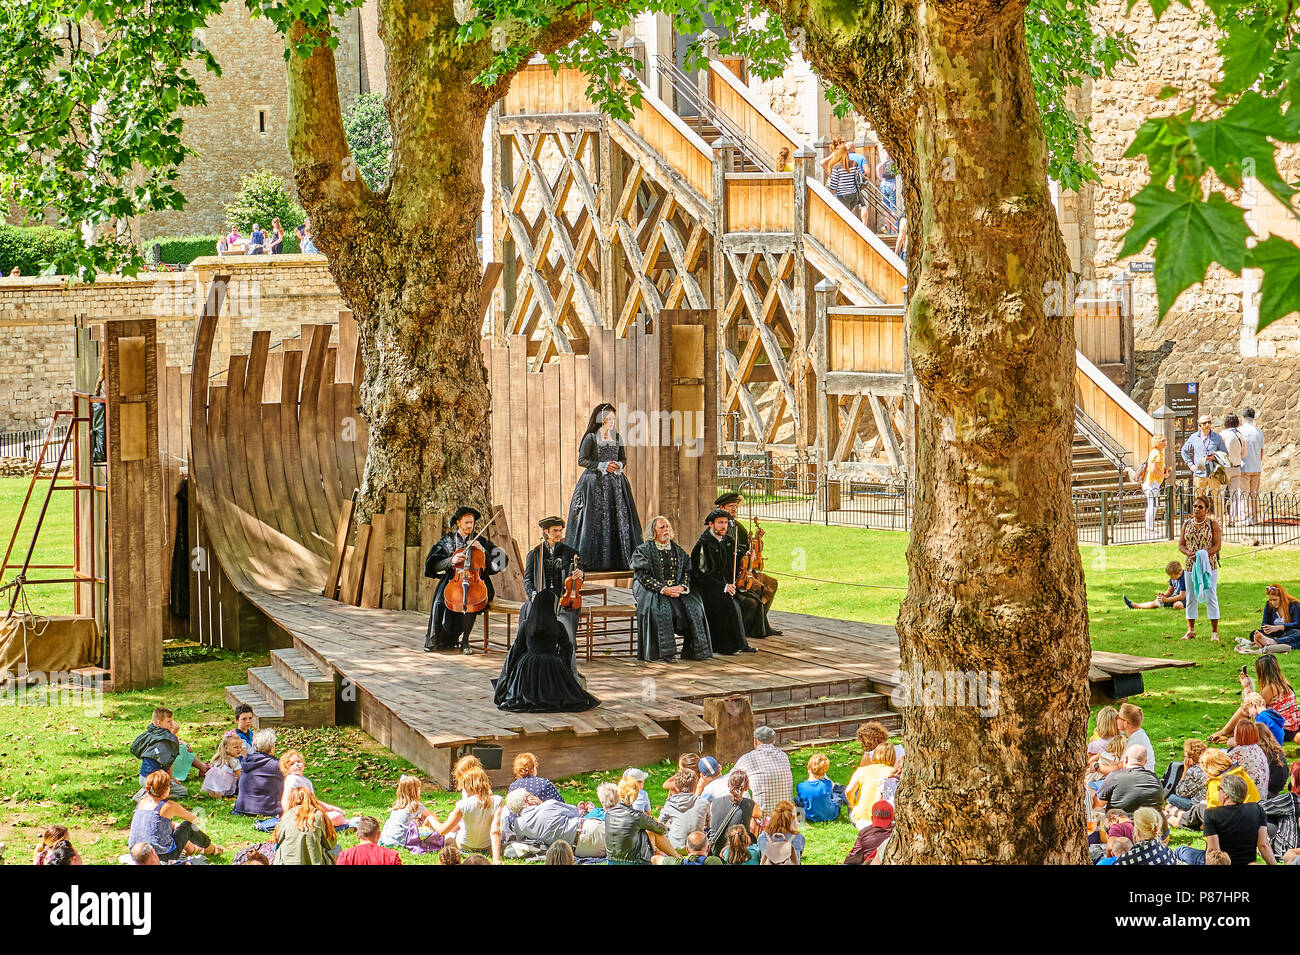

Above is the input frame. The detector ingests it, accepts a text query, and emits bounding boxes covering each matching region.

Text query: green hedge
[0,224,79,276]
[151,233,302,265]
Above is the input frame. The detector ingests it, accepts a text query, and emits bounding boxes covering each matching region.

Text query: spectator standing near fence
[1180,415,1227,495]
[1221,413,1246,525]
[1239,408,1264,523]
[1138,435,1171,538]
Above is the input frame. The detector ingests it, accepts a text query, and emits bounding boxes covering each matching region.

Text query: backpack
[760,834,799,865]
[681,854,707,865]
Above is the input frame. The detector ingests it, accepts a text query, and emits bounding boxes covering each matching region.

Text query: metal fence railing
[0,425,69,462]
[717,462,1300,546]
[1073,484,1300,547]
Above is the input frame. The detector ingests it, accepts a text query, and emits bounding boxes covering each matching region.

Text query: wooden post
[105,320,164,690]
[702,694,755,766]
[496,104,516,340]
[712,137,734,449]
[793,147,816,485]
[814,279,841,512]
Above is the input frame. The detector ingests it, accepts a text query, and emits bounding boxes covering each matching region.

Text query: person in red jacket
[336,817,402,866]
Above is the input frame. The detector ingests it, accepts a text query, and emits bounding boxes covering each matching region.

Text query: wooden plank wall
[725,175,795,232]
[104,320,164,690]
[828,310,906,374]
[1074,298,1123,367]
[483,309,717,559]
[1075,365,1154,468]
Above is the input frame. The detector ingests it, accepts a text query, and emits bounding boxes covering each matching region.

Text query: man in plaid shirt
[734,726,794,819]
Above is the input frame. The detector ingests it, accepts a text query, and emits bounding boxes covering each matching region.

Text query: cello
[445,507,502,615]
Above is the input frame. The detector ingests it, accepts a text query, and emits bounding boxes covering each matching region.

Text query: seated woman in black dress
[494,589,600,713]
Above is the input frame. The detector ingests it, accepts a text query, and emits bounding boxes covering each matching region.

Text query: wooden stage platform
[229,585,1195,789]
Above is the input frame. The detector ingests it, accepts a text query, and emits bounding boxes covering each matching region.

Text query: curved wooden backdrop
[189,277,366,605]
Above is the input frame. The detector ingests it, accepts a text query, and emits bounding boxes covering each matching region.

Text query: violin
[560,554,583,611]
[737,517,765,593]
[445,508,501,615]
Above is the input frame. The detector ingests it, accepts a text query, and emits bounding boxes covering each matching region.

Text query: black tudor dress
[494,589,600,713]
[565,434,642,571]
[631,540,713,662]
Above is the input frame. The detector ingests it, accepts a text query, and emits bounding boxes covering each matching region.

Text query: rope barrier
[766,569,907,591]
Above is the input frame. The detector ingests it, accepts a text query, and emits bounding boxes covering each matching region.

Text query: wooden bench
[481,587,616,653]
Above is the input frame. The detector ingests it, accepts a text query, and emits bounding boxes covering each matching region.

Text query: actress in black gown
[494,589,600,713]
[565,403,643,571]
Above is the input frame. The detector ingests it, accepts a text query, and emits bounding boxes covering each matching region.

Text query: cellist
[423,506,509,655]
[716,491,781,636]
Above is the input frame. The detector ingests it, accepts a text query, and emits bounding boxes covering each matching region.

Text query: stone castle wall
[0,257,346,432]
[1082,0,1300,491]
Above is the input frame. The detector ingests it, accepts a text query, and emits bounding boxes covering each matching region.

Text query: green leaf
[1187,93,1299,204]
[1247,236,1300,331]
[1119,184,1253,317]
[1216,19,1279,98]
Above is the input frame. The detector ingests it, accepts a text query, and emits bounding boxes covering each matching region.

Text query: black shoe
[767,630,783,636]
[741,646,757,653]
[662,657,677,664]
[423,645,435,653]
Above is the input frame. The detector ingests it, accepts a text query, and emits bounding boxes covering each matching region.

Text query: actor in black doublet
[423,506,508,653]
[689,510,755,655]
[508,516,585,687]
[717,491,780,626]
[494,589,600,713]
[565,403,642,571]
[630,517,713,662]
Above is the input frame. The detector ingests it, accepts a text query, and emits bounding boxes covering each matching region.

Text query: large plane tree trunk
[284,5,587,542]
[770,0,1091,863]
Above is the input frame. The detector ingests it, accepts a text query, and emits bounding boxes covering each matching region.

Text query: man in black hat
[423,506,509,654]
[522,516,585,683]
[690,509,756,655]
[716,491,781,630]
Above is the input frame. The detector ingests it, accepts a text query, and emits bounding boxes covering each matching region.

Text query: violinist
[716,492,781,637]
[423,506,509,655]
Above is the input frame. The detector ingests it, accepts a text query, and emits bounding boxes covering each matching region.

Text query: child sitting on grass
[1123,560,1186,610]
[379,774,443,854]
[200,731,244,797]
[796,753,841,822]
[279,750,347,827]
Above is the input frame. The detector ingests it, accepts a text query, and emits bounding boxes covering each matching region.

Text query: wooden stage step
[225,647,335,729]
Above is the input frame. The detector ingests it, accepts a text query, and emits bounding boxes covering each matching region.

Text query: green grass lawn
[1,478,1293,864]
[0,471,76,616]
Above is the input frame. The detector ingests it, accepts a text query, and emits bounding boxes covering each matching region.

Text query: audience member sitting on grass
[844,800,895,865]
[621,767,652,813]
[1088,706,1122,758]
[662,830,722,865]
[605,778,679,864]
[1123,560,1187,611]
[1174,773,1277,865]
[1250,583,1300,650]
[757,800,804,864]
[696,756,727,803]
[1225,721,1270,798]
[437,844,462,865]
[797,753,841,822]
[1256,725,1290,798]
[436,765,502,861]
[129,770,223,861]
[233,704,256,755]
[707,770,757,856]
[130,842,162,866]
[1262,763,1300,860]
[1166,739,1209,811]
[1115,704,1155,771]
[131,706,189,800]
[1096,836,1131,864]
[661,752,701,792]
[1218,657,1299,746]
[719,824,759,865]
[279,750,347,827]
[380,775,442,854]
[658,768,706,850]
[272,788,337,865]
[1112,807,1176,865]
[200,731,244,798]
[545,841,575,865]
[493,788,606,860]
[585,782,619,820]
[1087,733,1128,787]
[734,725,794,821]
[240,850,270,865]
[1094,745,1165,813]
[233,728,283,817]
[336,816,401,865]
[1167,749,1260,831]
[857,720,903,766]
[33,825,72,866]
[507,753,565,803]
[44,839,83,866]
[846,743,897,829]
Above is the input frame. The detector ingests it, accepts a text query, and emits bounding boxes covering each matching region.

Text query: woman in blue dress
[565,403,642,571]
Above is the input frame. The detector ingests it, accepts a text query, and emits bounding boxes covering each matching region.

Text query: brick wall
[0,256,346,432]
